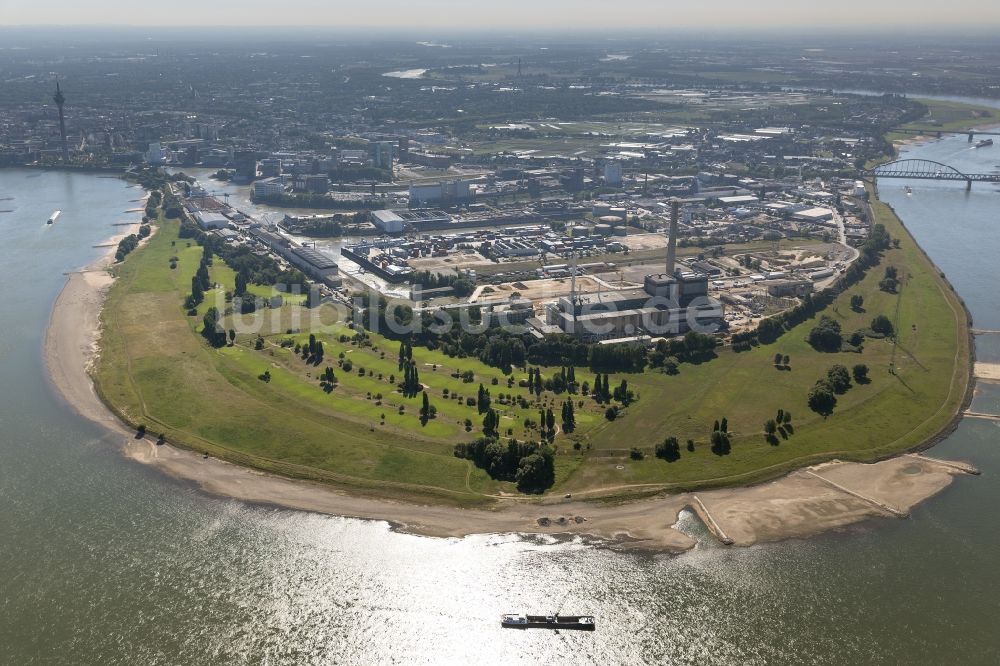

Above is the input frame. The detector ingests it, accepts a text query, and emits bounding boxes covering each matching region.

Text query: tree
[482,409,499,438]
[515,450,555,494]
[827,364,852,394]
[808,382,837,416]
[720,417,728,433]
[710,430,731,456]
[879,277,898,293]
[630,448,644,461]
[228,329,236,345]
[201,307,227,347]
[807,316,843,352]
[189,275,204,306]
[420,392,431,425]
[871,314,895,337]
[561,400,576,433]
[774,352,783,367]
[850,294,864,312]
[452,278,475,297]
[783,354,790,367]
[764,419,778,435]
[853,364,870,383]
[235,270,248,297]
[605,406,617,421]
[655,436,681,462]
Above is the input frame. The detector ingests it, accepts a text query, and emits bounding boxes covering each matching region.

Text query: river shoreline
[41,197,980,553]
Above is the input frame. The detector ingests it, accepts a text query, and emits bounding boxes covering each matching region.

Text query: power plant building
[548,271,723,341]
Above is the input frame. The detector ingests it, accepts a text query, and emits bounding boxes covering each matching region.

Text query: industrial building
[604,162,624,187]
[193,210,229,230]
[414,297,535,330]
[371,209,452,233]
[371,210,405,234]
[547,270,723,340]
[252,177,285,199]
[545,199,723,340]
[409,179,474,206]
[288,246,343,288]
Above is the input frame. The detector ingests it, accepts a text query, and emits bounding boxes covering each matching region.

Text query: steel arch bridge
[862,159,1000,190]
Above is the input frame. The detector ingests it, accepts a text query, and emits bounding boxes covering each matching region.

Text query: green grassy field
[566,195,971,494]
[95,193,969,504]
[886,99,1000,142]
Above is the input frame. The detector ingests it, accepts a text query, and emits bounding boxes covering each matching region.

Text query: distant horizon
[1,24,999,41]
[0,0,999,32]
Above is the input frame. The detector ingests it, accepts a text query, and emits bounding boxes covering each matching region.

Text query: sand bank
[44,227,979,553]
[974,362,1000,381]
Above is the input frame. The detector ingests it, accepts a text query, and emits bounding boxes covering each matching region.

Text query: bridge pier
[969,132,975,143]
[967,179,973,192]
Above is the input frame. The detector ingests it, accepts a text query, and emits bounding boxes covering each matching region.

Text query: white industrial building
[193,210,229,230]
[371,210,405,234]
[793,207,835,223]
[252,177,285,199]
[408,179,473,206]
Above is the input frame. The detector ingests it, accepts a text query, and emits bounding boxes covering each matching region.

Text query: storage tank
[594,224,613,236]
[592,203,612,217]
[609,207,627,220]
[599,215,621,225]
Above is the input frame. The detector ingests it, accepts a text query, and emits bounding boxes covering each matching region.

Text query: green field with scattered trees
[94,184,970,504]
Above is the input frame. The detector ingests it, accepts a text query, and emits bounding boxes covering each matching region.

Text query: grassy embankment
[96,194,969,504]
[886,99,1000,143]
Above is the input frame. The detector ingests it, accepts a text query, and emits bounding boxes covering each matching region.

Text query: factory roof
[291,247,338,270]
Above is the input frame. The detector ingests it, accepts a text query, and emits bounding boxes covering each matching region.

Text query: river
[0,149,998,664]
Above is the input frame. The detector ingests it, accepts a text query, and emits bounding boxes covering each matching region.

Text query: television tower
[53,83,69,163]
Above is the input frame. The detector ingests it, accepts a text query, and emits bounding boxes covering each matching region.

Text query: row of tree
[185,245,214,311]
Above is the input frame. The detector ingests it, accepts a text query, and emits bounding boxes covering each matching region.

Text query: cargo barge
[500,614,595,631]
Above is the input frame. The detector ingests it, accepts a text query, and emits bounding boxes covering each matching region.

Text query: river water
[1,148,998,664]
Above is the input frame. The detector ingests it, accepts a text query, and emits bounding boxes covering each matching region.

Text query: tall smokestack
[666,198,679,276]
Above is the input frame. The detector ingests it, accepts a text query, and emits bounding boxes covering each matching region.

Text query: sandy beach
[43,225,981,553]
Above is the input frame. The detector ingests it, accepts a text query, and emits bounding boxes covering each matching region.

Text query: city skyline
[2,0,999,30]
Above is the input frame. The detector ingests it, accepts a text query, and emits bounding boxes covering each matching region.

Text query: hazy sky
[1,0,998,30]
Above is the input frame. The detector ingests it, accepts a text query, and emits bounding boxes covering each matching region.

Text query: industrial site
[178,168,868,347]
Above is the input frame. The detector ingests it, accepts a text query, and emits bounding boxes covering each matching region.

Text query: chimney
[666,199,679,276]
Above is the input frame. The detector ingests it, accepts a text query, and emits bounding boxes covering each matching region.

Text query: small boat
[976,139,994,149]
[47,210,61,225]
[501,613,595,631]
[904,186,913,195]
